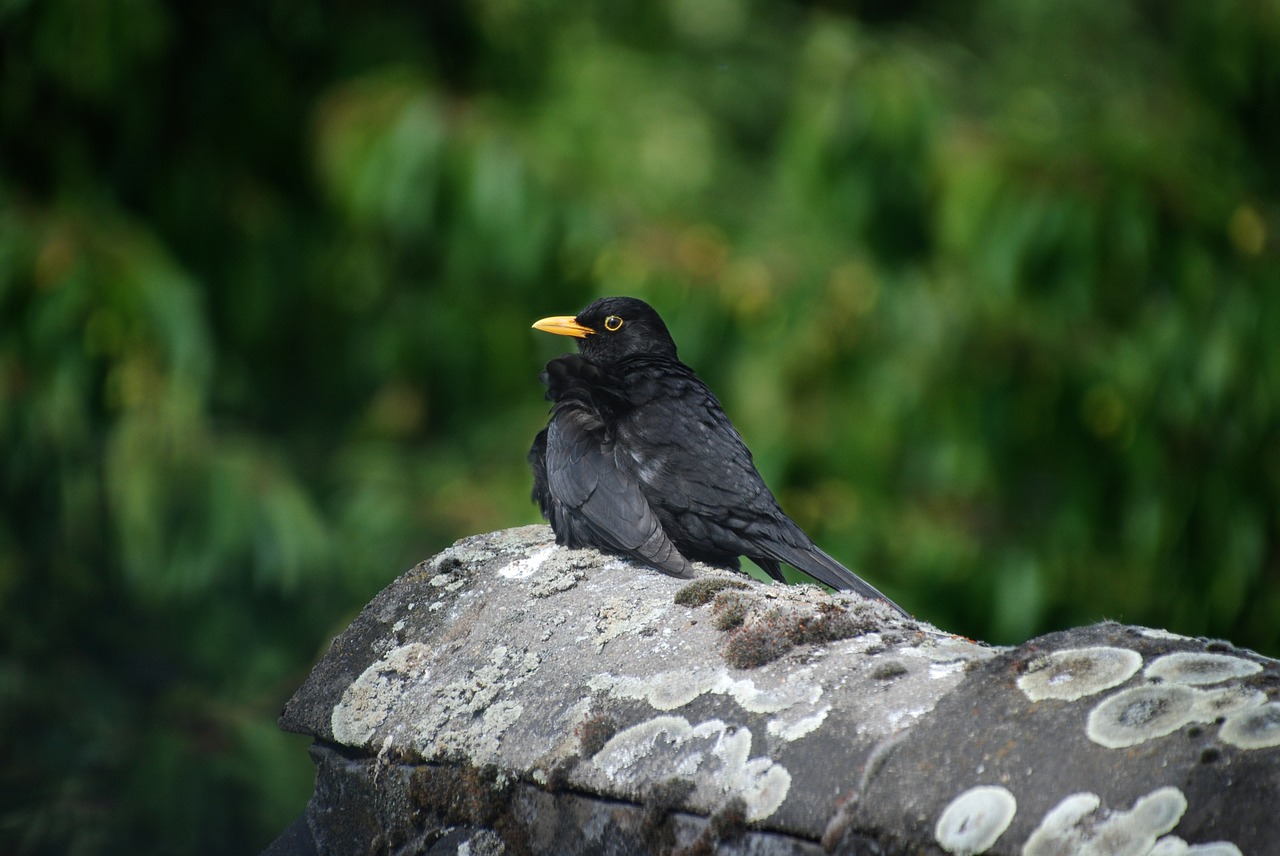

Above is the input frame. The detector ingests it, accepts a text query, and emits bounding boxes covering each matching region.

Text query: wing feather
[543,402,692,577]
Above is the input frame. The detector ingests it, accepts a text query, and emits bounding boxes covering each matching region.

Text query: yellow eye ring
[604,315,624,332]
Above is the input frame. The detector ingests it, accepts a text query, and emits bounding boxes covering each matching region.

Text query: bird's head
[532,296,678,363]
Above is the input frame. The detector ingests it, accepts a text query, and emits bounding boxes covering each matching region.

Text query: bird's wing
[616,371,906,614]
[528,428,552,513]
[617,374,785,552]
[544,406,693,577]
[529,427,579,540]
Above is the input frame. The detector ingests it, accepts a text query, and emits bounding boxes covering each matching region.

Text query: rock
[269,526,1278,855]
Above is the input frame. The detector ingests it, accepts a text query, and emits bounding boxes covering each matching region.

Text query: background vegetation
[2,0,1277,852]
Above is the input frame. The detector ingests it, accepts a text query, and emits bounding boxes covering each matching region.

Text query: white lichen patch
[590,669,716,711]
[1192,685,1266,720]
[479,699,525,735]
[926,634,1004,661]
[1086,684,1199,748]
[767,706,831,741]
[1145,652,1262,686]
[1024,792,1101,851]
[885,703,934,732]
[1129,787,1190,836]
[725,667,823,713]
[928,659,970,680]
[530,568,588,597]
[1150,837,1244,856]
[593,597,669,652]
[934,785,1016,855]
[332,643,434,746]
[1087,681,1268,749]
[436,541,498,567]
[590,666,820,715]
[590,715,791,822]
[1017,646,1143,702]
[1220,701,1280,750]
[889,638,997,681]
[1023,787,1187,856]
[497,544,558,579]
[1137,627,1191,642]
[398,642,538,764]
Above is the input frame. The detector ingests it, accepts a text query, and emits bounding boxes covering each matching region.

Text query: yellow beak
[532,315,594,338]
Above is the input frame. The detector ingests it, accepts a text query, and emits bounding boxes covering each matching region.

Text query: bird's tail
[765,542,908,617]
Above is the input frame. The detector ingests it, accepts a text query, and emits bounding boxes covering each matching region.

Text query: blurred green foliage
[2,0,1278,852]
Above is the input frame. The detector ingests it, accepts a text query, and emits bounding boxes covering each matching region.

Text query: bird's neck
[610,353,689,377]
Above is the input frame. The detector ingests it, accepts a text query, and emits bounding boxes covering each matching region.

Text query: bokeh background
[2,0,1278,852]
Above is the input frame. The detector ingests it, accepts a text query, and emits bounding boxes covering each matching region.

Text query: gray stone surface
[272,526,1280,855]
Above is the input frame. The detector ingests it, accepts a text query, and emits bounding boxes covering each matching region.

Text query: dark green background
[2,0,1278,852]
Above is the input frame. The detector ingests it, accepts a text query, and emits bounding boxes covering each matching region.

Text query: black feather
[529,296,906,615]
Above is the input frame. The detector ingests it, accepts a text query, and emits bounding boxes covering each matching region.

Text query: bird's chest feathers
[549,361,719,489]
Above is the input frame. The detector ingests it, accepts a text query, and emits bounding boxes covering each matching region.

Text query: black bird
[528,296,906,615]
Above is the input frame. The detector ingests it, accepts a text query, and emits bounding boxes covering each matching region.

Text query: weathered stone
[269,526,1279,855]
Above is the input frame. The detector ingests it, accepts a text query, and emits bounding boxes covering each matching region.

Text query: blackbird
[528,296,906,615]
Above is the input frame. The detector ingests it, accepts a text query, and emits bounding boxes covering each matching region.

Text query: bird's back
[609,357,797,564]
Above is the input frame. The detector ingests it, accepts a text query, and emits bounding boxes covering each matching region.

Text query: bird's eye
[604,315,624,332]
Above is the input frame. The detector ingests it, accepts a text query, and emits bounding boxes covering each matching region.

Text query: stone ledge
[269,526,1278,855]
